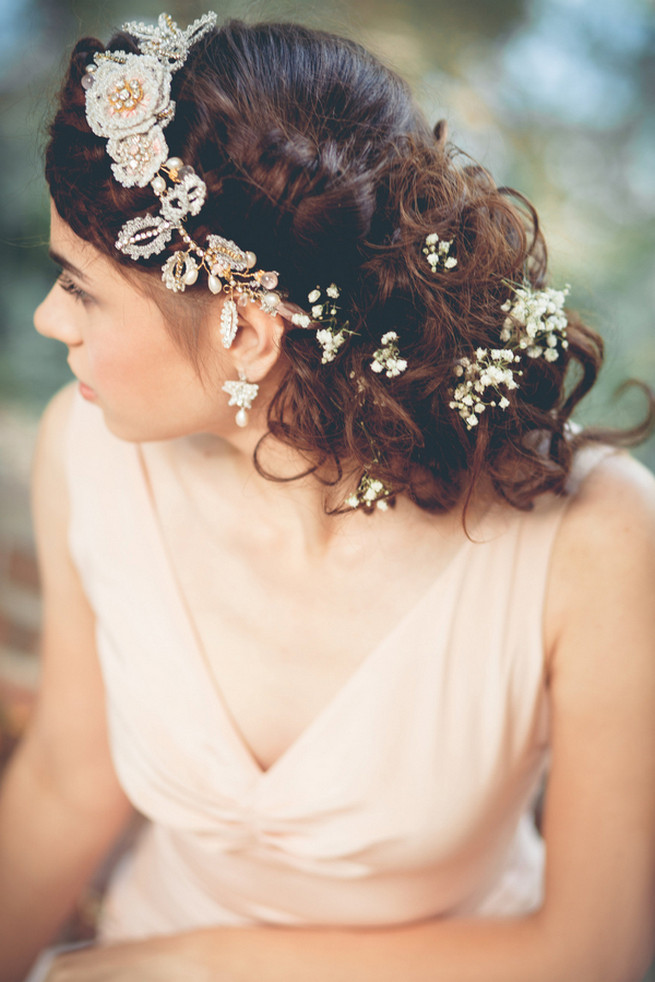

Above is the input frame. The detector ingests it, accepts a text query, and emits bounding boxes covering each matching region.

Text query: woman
[1,12,654,982]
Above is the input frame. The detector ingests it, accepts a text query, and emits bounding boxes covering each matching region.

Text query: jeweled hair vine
[81,12,283,350]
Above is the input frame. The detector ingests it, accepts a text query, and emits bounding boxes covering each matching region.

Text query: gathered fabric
[65,391,601,941]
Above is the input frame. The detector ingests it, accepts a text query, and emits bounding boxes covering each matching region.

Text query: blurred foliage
[0,0,653,468]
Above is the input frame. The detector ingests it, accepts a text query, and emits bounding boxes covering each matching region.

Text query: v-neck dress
[64,391,594,941]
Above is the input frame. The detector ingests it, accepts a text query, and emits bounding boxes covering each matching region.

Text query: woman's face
[34,203,229,443]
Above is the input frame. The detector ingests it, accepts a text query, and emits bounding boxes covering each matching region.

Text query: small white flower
[500,281,569,363]
[316,327,346,364]
[449,346,520,430]
[424,232,457,271]
[347,472,392,511]
[291,313,311,328]
[312,304,324,319]
[326,283,340,298]
[308,288,321,304]
[370,331,407,378]
[387,358,407,378]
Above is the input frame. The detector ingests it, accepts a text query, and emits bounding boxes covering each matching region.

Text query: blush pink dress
[64,391,601,941]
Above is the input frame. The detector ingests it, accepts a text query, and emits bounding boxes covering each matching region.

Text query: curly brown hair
[44,19,652,513]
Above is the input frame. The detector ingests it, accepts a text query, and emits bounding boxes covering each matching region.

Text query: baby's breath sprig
[345,473,393,512]
[449,281,571,431]
[500,282,570,362]
[423,232,457,271]
[449,348,521,430]
[300,283,356,364]
[370,331,407,378]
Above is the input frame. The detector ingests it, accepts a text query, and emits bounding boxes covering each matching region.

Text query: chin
[101,411,171,444]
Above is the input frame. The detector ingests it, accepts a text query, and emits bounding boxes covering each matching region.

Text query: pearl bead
[263,292,280,308]
[236,408,248,427]
[183,267,198,285]
[165,156,183,171]
[245,251,257,269]
[151,176,166,194]
[260,271,278,290]
[208,275,222,294]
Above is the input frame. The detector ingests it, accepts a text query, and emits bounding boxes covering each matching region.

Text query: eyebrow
[48,248,91,284]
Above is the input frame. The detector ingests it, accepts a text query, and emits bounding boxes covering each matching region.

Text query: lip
[68,360,97,402]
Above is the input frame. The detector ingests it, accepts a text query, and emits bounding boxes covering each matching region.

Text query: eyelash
[57,271,91,304]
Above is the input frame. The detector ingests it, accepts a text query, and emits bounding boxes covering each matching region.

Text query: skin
[0,207,654,982]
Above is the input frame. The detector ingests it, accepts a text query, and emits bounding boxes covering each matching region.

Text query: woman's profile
[0,11,654,982]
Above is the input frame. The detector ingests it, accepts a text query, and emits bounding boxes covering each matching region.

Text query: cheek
[86,340,143,393]
[87,331,217,438]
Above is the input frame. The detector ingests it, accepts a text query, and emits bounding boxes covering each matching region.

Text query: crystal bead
[245,251,257,269]
[81,73,95,90]
[208,275,222,294]
[178,165,194,178]
[237,294,249,307]
[260,271,278,290]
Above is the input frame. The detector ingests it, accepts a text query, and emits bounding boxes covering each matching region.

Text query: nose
[33,283,82,346]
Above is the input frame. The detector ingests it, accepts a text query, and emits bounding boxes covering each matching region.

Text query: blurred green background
[0,0,653,468]
[0,4,653,977]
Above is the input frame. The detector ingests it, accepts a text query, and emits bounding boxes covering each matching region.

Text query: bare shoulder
[546,446,655,666]
[564,446,655,530]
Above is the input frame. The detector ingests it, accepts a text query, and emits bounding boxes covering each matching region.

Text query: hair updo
[44,18,650,512]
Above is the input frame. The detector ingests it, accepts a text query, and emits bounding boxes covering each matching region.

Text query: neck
[185,421,475,568]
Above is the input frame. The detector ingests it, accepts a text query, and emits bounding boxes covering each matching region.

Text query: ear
[214,299,286,382]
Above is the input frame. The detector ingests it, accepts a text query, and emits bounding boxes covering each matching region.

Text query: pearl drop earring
[221,371,259,428]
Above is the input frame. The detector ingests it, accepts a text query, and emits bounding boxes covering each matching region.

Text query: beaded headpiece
[82,12,282,348]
